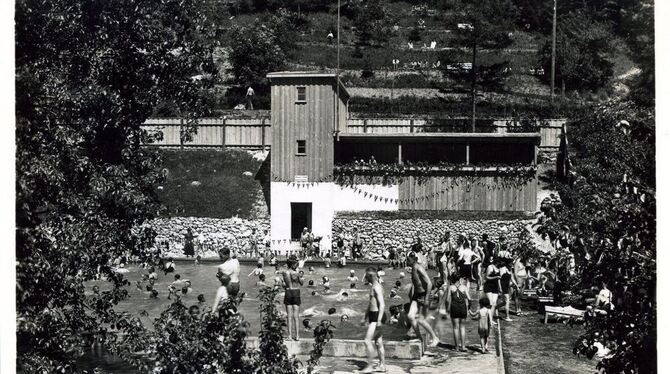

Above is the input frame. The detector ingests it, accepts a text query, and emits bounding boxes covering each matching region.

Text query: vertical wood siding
[270,79,337,182]
[398,174,537,212]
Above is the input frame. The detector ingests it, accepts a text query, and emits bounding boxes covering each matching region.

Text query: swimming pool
[90,261,436,340]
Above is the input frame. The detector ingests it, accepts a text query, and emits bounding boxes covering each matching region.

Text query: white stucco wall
[270,182,399,254]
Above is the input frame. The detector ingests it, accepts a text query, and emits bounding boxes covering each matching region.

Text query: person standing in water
[358,267,386,373]
[282,255,303,341]
[217,248,241,298]
[406,253,440,352]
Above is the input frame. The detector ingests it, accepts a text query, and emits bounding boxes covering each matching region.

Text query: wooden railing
[141,116,564,150]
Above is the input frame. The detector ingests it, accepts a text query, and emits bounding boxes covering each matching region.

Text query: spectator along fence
[142,116,564,151]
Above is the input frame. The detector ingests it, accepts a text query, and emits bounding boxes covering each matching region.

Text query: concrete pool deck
[296,322,504,373]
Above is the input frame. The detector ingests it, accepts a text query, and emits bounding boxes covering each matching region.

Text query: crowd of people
[105,225,610,373]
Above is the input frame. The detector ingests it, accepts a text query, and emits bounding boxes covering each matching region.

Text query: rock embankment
[332,218,529,250]
[143,217,269,258]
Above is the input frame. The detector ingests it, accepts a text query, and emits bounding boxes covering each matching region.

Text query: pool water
[90,261,437,340]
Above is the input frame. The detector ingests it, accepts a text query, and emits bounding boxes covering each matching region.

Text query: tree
[536,98,655,373]
[227,11,297,88]
[538,11,614,95]
[344,0,391,47]
[438,0,517,130]
[619,0,654,106]
[15,0,216,371]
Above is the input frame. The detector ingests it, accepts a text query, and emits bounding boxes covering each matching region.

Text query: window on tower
[296,86,306,102]
[297,140,306,155]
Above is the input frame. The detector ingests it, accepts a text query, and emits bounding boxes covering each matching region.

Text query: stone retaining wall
[144,217,269,258]
[332,217,529,251]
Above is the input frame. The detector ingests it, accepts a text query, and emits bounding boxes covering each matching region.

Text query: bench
[544,306,585,324]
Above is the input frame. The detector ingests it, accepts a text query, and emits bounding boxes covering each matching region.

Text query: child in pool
[256,274,268,288]
[377,266,385,284]
[322,276,331,292]
[324,254,332,268]
[308,280,315,287]
[269,254,278,269]
[303,319,312,331]
[347,270,359,288]
[248,263,264,277]
[195,255,201,266]
[469,298,494,353]
[309,266,315,274]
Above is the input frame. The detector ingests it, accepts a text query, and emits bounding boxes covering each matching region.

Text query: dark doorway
[290,203,312,240]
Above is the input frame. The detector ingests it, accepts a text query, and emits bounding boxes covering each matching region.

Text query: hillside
[205,0,636,117]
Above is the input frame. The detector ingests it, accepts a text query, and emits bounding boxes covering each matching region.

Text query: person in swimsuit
[282,255,303,341]
[513,257,528,315]
[211,274,230,315]
[217,248,241,298]
[484,260,502,324]
[458,239,480,290]
[446,273,470,352]
[358,267,386,373]
[499,259,518,322]
[469,297,494,353]
[471,235,485,291]
[406,253,440,352]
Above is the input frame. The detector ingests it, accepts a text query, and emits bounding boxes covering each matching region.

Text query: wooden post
[180,117,184,149]
[261,117,266,151]
[221,117,227,149]
[363,119,368,133]
[410,119,415,133]
[465,141,470,165]
[398,143,403,165]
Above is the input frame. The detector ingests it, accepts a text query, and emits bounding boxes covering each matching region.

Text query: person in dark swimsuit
[282,255,303,341]
[183,228,195,257]
[484,261,502,324]
[499,259,517,322]
[407,254,440,352]
[446,273,470,352]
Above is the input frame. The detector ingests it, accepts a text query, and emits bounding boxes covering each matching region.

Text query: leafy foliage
[538,11,614,92]
[535,98,655,373]
[151,298,253,373]
[255,287,300,374]
[227,11,298,87]
[344,0,393,47]
[15,0,216,371]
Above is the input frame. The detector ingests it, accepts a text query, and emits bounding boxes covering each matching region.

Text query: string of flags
[268,176,525,206]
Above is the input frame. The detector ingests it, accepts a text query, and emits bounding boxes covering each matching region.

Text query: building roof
[267,71,350,99]
[338,132,541,144]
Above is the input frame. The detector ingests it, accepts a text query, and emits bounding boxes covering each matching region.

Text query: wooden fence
[142,117,564,150]
[143,117,271,149]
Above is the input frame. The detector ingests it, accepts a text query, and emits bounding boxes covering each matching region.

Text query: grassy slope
[156,149,266,219]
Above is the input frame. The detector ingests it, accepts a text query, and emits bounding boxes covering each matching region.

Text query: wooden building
[267,72,540,253]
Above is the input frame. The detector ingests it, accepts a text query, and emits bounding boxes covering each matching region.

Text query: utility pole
[551,0,557,103]
[335,0,340,138]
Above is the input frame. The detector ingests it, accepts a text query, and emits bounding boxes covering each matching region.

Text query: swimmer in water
[303,318,312,331]
[256,274,268,288]
[322,276,331,293]
[347,270,359,288]
[308,266,315,274]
